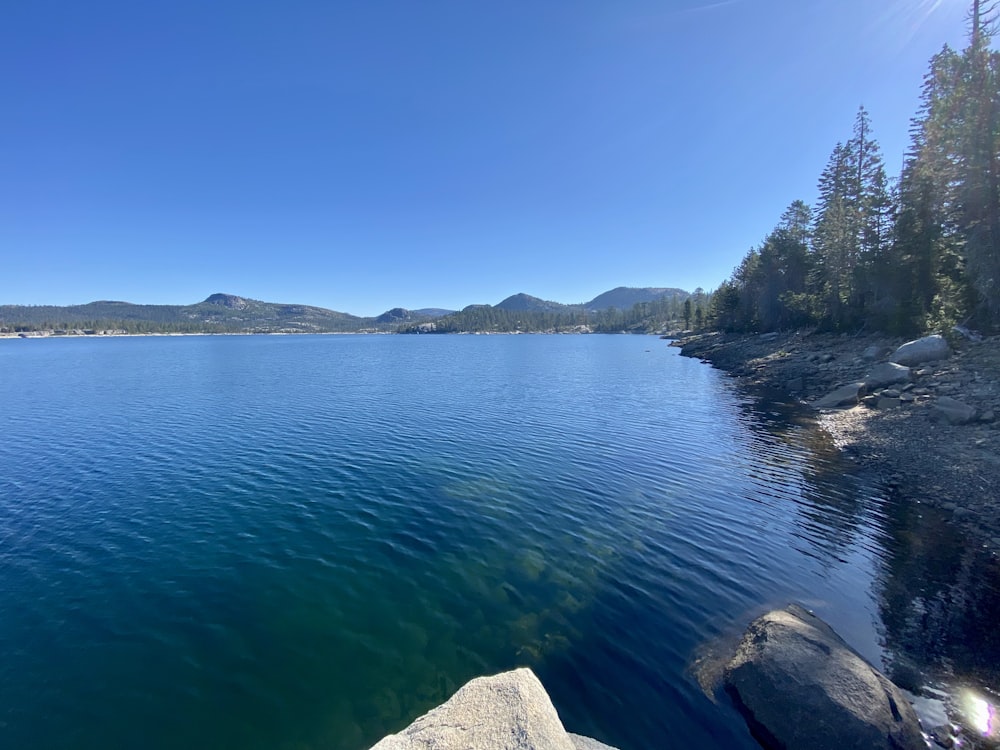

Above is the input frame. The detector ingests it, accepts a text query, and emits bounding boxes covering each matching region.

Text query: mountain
[1,294,364,333]
[2,286,691,335]
[411,308,454,318]
[374,307,455,324]
[494,293,573,313]
[583,287,689,311]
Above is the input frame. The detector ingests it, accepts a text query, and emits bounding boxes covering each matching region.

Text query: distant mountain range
[494,287,688,313]
[0,287,689,334]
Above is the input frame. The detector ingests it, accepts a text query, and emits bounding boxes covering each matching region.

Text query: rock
[724,605,925,750]
[891,334,951,366]
[862,395,879,408]
[878,397,901,410]
[882,389,901,398]
[929,724,955,748]
[862,344,884,360]
[568,734,618,750]
[760,332,780,341]
[786,377,805,393]
[811,382,866,409]
[980,410,996,423]
[932,396,978,425]
[369,668,619,750]
[865,362,912,389]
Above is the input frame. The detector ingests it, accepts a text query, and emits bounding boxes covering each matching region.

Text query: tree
[959,1,1000,321]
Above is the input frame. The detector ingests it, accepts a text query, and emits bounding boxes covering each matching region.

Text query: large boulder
[724,605,925,750]
[891,334,951,366]
[864,362,911,389]
[811,382,866,409]
[369,668,618,750]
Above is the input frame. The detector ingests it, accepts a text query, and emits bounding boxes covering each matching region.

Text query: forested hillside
[0,294,372,334]
[709,3,1000,336]
[399,292,694,334]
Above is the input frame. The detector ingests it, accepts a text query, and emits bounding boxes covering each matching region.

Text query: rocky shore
[672,329,1000,554]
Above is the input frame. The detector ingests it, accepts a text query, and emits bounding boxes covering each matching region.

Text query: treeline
[710,4,1000,336]
[399,293,696,333]
[1,320,232,334]
[0,299,369,334]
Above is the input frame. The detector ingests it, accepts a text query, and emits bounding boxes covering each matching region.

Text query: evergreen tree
[959,1,1000,321]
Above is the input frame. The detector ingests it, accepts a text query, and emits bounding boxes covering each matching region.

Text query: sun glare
[965,690,997,737]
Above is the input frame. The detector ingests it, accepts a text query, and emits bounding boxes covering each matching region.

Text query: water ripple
[0,335,905,750]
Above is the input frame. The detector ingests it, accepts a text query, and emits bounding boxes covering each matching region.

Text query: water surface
[1,334,995,749]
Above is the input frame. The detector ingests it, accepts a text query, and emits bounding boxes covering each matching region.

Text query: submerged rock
[369,668,618,750]
[891,334,951,366]
[724,605,925,750]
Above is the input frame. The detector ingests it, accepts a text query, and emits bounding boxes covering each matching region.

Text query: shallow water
[0,334,996,749]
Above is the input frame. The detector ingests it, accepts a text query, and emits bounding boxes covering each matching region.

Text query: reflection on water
[694,379,1000,746]
[874,489,1000,705]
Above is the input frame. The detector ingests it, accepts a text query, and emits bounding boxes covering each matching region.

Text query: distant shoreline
[0,330,387,339]
[0,329,637,340]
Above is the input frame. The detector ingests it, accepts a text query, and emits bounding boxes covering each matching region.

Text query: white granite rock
[891,334,951,366]
[369,668,618,750]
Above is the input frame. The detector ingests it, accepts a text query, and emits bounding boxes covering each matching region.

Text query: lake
[1,334,997,749]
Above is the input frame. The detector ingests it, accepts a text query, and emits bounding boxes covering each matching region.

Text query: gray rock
[811,382,866,409]
[369,668,618,750]
[878,397,901,410]
[865,362,912,389]
[862,344,891,360]
[881,389,901,398]
[929,724,955,748]
[891,334,951,366]
[980,410,996,423]
[724,605,925,750]
[786,377,805,393]
[932,396,978,425]
[569,734,618,750]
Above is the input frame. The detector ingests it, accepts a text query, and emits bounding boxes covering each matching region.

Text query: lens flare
[966,690,996,736]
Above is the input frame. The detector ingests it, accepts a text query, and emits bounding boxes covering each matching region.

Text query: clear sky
[2,0,972,316]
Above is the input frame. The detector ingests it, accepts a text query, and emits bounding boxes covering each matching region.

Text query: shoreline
[671,330,1000,554]
[0,330,396,339]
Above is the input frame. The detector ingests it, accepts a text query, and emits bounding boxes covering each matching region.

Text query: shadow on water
[875,494,1000,688]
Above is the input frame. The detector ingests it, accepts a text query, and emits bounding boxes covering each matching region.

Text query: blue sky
[2,0,971,316]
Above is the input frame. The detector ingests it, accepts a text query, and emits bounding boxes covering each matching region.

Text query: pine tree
[958,1,1000,321]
